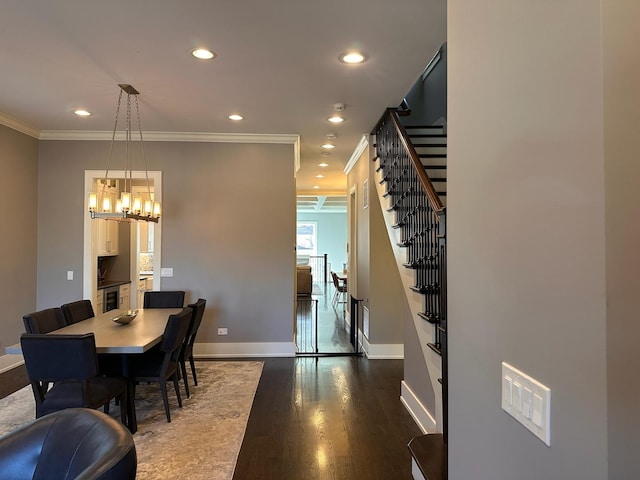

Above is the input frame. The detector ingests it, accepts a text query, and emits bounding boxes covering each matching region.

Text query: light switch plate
[501,362,551,446]
[160,268,173,277]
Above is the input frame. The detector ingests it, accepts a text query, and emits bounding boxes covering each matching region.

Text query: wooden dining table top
[6,308,182,355]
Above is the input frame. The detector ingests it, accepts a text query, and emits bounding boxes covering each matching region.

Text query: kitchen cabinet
[97,219,119,256]
[95,288,104,314]
[136,277,153,308]
[119,283,130,310]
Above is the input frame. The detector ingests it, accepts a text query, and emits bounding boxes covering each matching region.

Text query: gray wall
[35,140,295,347]
[403,42,447,126]
[603,1,640,478]
[448,1,607,478]
[0,125,38,350]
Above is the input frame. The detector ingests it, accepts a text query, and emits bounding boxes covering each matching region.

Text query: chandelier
[88,84,160,223]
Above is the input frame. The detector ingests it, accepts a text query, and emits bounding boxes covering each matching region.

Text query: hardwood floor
[234,357,422,479]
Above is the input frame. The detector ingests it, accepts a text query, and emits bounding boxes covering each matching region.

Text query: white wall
[448,1,607,478]
[296,211,347,280]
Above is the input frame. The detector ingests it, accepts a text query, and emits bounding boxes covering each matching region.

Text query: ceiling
[0,0,446,203]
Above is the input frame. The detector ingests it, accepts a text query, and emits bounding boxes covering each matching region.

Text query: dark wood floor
[1,356,422,479]
[233,357,422,479]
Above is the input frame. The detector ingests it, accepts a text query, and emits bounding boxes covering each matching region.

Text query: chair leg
[119,388,127,426]
[189,356,198,386]
[173,375,183,408]
[159,380,172,423]
[180,360,190,398]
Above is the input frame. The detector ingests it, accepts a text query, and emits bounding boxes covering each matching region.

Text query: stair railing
[371,107,448,443]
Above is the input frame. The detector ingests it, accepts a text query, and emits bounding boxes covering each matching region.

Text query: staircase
[372,109,447,480]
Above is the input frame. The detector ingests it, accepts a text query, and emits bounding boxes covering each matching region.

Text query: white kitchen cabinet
[119,283,130,310]
[97,219,119,256]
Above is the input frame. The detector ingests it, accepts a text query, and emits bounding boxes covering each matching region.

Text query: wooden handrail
[373,108,445,214]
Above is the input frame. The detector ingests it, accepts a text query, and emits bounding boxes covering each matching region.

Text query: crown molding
[38,130,300,144]
[344,134,369,175]
[0,112,40,138]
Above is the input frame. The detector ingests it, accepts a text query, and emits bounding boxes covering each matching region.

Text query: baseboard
[0,354,24,375]
[360,336,404,359]
[194,342,296,358]
[401,380,437,434]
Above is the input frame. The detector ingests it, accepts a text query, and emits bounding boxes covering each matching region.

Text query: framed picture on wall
[363,179,369,209]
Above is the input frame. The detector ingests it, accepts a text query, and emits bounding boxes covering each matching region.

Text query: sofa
[0,408,137,480]
[297,265,313,295]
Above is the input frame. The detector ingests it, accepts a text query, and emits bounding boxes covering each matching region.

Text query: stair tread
[408,434,447,480]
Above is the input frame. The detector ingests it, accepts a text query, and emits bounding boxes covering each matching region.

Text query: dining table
[6,307,182,433]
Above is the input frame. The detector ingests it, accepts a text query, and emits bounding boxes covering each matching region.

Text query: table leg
[120,354,137,434]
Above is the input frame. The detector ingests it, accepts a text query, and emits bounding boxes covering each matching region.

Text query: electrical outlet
[66,270,74,281]
[217,328,228,336]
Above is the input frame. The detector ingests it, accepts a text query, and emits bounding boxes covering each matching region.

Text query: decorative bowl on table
[111,310,138,325]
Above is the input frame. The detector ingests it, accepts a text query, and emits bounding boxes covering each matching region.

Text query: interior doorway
[82,170,162,307]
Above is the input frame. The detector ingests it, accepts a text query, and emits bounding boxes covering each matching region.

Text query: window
[296,222,317,256]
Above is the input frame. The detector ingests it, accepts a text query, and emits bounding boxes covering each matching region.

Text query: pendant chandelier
[88,84,160,223]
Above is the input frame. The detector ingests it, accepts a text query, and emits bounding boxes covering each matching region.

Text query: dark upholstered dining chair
[143,290,185,308]
[0,408,137,480]
[23,308,67,334]
[180,298,206,397]
[20,333,128,425]
[60,299,95,325]
[128,308,192,422]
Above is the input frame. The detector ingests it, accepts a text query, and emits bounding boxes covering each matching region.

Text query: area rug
[0,361,263,480]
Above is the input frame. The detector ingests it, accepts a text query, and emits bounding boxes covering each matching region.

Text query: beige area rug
[0,361,263,480]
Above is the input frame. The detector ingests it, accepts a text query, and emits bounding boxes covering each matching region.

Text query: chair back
[60,300,95,325]
[21,333,99,383]
[183,298,206,356]
[159,308,192,360]
[23,308,67,334]
[143,291,185,308]
[331,271,340,289]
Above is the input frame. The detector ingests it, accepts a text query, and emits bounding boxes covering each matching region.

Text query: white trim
[39,130,300,144]
[0,112,40,138]
[344,134,369,175]
[401,380,437,434]
[0,355,24,375]
[360,335,404,359]
[193,342,296,358]
[412,459,427,480]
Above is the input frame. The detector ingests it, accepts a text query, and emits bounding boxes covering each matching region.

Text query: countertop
[97,280,131,290]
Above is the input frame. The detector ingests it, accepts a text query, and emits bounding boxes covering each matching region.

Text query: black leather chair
[143,290,185,308]
[180,298,206,397]
[0,408,136,480]
[60,299,95,325]
[129,308,192,422]
[20,333,128,425]
[23,307,67,334]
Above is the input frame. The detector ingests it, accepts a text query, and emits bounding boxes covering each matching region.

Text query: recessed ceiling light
[320,151,330,157]
[315,174,324,179]
[313,185,320,189]
[192,48,216,60]
[328,116,344,123]
[339,51,367,64]
[318,163,329,167]
[322,144,335,149]
[228,114,243,121]
[74,109,91,117]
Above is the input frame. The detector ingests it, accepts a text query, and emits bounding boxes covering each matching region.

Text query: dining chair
[20,333,128,425]
[128,308,192,422]
[143,290,185,308]
[60,299,95,325]
[331,272,347,307]
[180,298,207,398]
[22,308,67,334]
